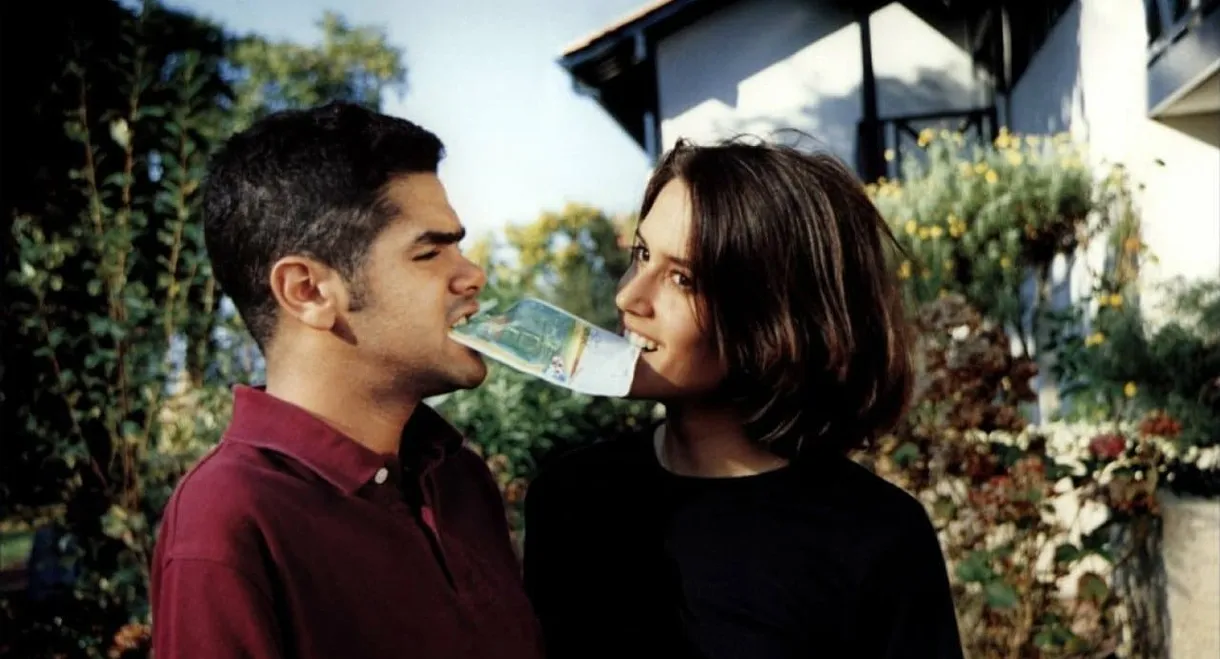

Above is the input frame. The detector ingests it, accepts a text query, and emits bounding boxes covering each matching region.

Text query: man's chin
[459,362,489,389]
[448,353,489,391]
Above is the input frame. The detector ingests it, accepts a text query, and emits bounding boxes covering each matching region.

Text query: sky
[164,0,655,240]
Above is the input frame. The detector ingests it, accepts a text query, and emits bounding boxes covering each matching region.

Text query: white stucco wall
[1010,0,1220,323]
[654,0,990,167]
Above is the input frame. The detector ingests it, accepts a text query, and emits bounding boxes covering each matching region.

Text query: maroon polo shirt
[150,385,544,659]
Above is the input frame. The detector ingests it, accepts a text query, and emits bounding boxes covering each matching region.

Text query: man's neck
[658,403,789,478]
[264,354,418,457]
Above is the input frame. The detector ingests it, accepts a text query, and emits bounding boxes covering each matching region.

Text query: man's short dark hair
[202,101,444,349]
[639,137,915,457]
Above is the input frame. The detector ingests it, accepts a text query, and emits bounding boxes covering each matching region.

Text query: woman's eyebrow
[634,230,690,268]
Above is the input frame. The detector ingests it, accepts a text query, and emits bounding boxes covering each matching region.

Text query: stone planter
[1160,492,1220,659]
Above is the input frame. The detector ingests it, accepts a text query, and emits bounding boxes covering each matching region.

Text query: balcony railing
[1147,0,1220,61]
[1146,0,1220,114]
[857,106,999,182]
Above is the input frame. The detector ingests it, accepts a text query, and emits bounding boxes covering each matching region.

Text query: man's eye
[413,250,441,261]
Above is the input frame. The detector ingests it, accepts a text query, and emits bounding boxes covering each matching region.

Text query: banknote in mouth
[448,297,640,397]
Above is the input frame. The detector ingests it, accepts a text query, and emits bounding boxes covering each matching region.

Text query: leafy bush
[860,294,1218,658]
[868,128,1095,331]
[860,127,1219,657]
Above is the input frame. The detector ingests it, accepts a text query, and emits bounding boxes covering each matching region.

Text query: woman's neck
[657,403,789,478]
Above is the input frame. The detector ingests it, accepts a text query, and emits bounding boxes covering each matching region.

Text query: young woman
[522,138,963,659]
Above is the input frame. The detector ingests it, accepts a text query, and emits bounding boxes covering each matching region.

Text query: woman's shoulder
[803,452,936,536]
[526,428,658,502]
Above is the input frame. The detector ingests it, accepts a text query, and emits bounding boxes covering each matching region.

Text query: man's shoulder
[156,442,280,564]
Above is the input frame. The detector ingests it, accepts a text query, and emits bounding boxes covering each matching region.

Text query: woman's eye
[631,245,650,262]
[670,271,693,288]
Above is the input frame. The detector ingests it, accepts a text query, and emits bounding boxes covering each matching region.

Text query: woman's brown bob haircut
[639,137,914,458]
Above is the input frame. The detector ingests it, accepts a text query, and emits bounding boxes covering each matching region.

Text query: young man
[150,102,543,658]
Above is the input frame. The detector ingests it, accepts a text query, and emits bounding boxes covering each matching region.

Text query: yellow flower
[929,225,944,239]
[1085,332,1106,347]
[918,227,931,240]
[905,219,918,235]
[985,170,999,184]
[1000,256,1012,269]
[1006,151,1024,166]
[974,162,988,175]
[884,149,895,162]
[1124,382,1137,398]
[959,162,974,177]
[1026,135,1041,147]
[947,213,967,238]
[995,133,1012,149]
[917,128,935,147]
[898,261,911,279]
[1109,294,1123,307]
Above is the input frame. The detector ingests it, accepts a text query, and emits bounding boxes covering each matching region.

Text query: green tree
[228,11,407,131]
[0,2,411,655]
[488,203,637,328]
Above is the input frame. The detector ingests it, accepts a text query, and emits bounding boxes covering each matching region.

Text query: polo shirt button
[374,468,389,484]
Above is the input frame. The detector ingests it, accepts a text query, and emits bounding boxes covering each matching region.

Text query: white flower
[109,118,130,149]
[1195,446,1220,471]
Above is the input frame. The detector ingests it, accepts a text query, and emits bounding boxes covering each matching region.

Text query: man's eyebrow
[412,227,466,247]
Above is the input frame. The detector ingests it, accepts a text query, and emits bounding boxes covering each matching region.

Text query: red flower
[1138,411,1182,439]
[1088,433,1126,460]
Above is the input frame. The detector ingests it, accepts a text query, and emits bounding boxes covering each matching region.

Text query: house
[559,3,1220,655]
[558,0,1219,320]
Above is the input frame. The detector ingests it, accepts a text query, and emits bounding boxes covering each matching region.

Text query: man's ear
[268,256,349,331]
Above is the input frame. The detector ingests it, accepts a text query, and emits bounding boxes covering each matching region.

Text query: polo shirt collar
[222,385,464,494]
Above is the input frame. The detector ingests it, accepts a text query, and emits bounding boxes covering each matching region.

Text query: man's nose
[455,256,486,296]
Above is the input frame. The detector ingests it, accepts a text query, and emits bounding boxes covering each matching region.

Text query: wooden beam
[857,6,885,181]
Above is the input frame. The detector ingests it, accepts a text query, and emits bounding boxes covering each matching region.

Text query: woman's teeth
[624,330,658,352]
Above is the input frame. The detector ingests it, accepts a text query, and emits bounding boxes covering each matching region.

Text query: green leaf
[1054,543,1083,564]
[1078,572,1109,604]
[932,497,957,520]
[892,441,920,467]
[954,551,994,583]
[984,580,1019,610]
[137,105,167,119]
